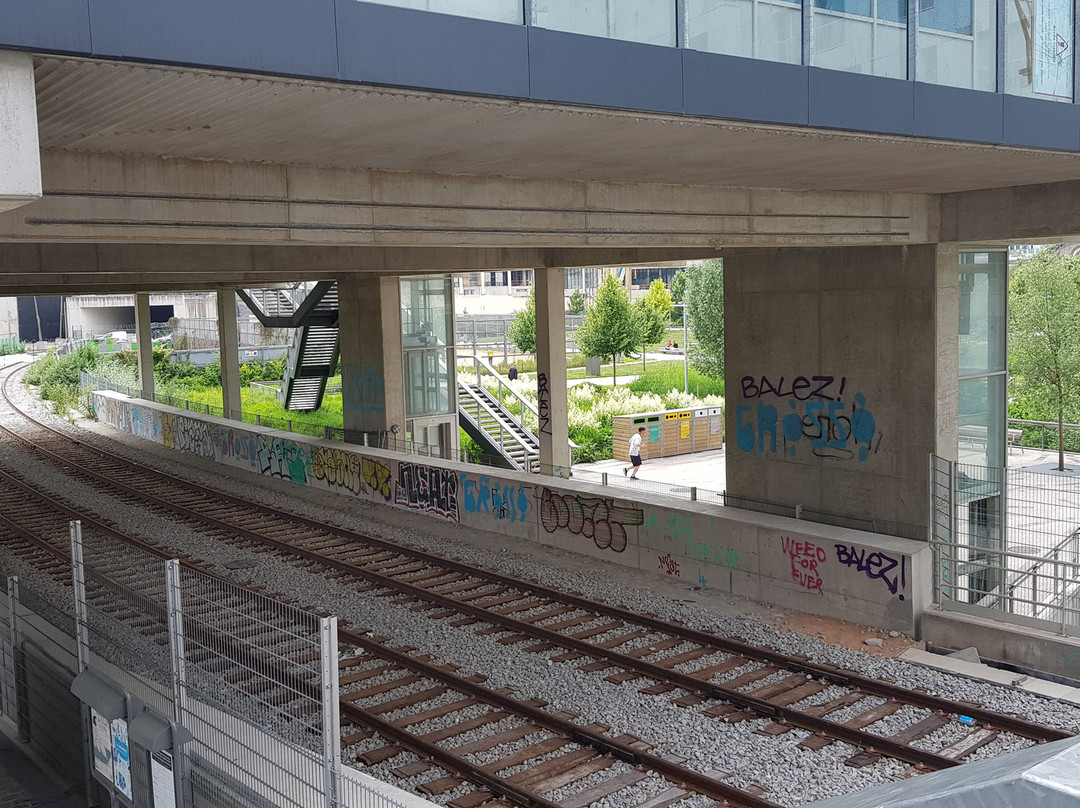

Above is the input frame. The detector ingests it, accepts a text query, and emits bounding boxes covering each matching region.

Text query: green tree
[577,272,638,385]
[1009,250,1080,471]
[567,289,587,315]
[685,259,724,379]
[669,269,689,324]
[633,279,672,370]
[507,288,536,355]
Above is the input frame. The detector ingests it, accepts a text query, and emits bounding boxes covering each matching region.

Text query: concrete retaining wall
[93,391,932,634]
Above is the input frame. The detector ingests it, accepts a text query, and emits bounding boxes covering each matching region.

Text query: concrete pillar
[535,267,571,477]
[724,245,959,540]
[338,276,405,439]
[0,51,41,214]
[216,289,241,420]
[134,293,154,400]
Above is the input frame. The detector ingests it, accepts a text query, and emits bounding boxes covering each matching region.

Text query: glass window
[404,347,453,416]
[1006,0,1074,100]
[918,0,996,90]
[686,0,802,64]
[958,252,1007,376]
[959,374,1006,467]
[361,0,523,24]
[813,0,907,77]
[534,0,676,46]
[401,276,452,347]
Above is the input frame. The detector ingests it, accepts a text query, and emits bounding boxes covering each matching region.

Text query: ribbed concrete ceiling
[32,57,1080,195]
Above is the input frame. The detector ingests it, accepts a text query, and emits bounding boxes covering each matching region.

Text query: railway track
[0,364,1074,807]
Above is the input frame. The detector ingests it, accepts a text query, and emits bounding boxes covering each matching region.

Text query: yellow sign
[664,411,691,421]
[680,421,690,439]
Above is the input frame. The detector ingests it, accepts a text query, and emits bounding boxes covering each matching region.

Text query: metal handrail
[458,354,579,449]
[457,383,539,472]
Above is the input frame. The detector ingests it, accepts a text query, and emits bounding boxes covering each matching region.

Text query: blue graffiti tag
[460,474,530,523]
[736,387,879,461]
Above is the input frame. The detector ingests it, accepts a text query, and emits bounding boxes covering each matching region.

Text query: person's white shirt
[629,433,642,456]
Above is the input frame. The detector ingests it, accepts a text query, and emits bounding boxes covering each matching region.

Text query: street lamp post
[674,303,689,394]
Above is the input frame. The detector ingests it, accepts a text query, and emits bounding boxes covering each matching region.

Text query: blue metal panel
[1003,96,1080,150]
[808,68,915,135]
[528,27,683,113]
[0,0,92,53]
[336,2,530,97]
[683,50,808,126]
[87,0,337,78]
[914,83,1003,143]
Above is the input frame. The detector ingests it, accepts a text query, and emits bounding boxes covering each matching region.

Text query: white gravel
[3,372,1080,807]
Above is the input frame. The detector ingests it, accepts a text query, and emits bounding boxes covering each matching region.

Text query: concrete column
[216,289,241,420]
[134,293,154,400]
[0,51,41,214]
[338,276,405,439]
[535,267,571,477]
[724,245,959,540]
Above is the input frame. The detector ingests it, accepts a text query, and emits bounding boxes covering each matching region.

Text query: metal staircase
[237,282,340,412]
[456,354,577,473]
[458,380,541,473]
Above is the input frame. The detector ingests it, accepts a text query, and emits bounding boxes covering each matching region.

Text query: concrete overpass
[0,0,1075,544]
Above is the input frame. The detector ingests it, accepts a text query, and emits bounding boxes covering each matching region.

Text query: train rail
[0,364,1073,807]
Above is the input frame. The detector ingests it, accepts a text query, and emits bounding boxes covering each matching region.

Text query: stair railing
[457,384,540,472]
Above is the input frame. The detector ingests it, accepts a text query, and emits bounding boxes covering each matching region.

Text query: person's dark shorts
[630,455,642,467]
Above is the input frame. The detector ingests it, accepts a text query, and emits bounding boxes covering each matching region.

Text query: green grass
[629,364,724,398]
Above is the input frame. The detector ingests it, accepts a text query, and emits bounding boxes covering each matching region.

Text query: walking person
[624,426,646,479]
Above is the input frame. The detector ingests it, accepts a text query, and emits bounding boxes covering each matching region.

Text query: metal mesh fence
[932,456,1080,632]
[0,524,411,808]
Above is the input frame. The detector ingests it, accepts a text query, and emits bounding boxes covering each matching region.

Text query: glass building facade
[363,0,1075,98]
[958,250,1008,467]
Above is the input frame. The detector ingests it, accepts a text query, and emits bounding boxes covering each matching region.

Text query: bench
[1008,428,1023,452]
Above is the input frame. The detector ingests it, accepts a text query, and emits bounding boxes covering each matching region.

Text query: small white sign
[1033,0,1073,99]
[151,751,178,808]
[91,709,113,781]
[111,717,133,800]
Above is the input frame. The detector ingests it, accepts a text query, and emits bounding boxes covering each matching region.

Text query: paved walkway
[0,722,84,808]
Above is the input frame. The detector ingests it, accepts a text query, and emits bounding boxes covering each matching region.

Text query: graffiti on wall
[131,405,156,441]
[343,363,385,412]
[658,553,681,576]
[98,397,131,432]
[396,461,459,521]
[537,372,551,436]
[834,544,906,599]
[218,429,261,470]
[688,537,740,569]
[539,489,643,552]
[362,458,393,501]
[311,446,365,496]
[736,374,881,462]
[160,412,215,459]
[781,536,825,594]
[460,473,530,523]
[257,435,309,484]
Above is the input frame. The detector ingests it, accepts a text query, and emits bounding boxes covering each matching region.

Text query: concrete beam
[941,180,1080,245]
[0,242,721,295]
[0,51,41,214]
[0,151,935,249]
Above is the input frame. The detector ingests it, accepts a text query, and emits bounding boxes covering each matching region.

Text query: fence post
[601,472,608,487]
[69,523,99,805]
[5,575,28,744]
[689,487,697,501]
[256,414,261,426]
[320,616,341,808]
[288,419,292,433]
[165,560,191,807]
